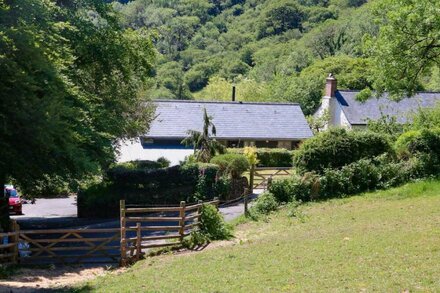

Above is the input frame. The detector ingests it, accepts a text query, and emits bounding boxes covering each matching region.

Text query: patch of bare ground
[0,265,124,292]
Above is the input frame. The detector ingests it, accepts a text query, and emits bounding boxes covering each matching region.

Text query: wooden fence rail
[0,220,19,265]
[18,228,121,264]
[120,199,219,266]
[0,199,219,266]
[252,167,293,190]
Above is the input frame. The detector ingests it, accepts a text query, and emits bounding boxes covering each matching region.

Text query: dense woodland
[113,0,440,115]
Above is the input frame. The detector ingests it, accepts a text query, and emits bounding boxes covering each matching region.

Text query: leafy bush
[268,179,297,203]
[263,154,423,204]
[78,163,229,218]
[107,159,169,175]
[269,174,317,203]
[395,128,440,175]
[210,154,249,178]
[199,204,232,240]
[249,192,279,217]
[228,148,293,167]
[293,128,392,174]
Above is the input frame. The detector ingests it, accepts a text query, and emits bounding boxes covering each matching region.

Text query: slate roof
[145,100,313,140]
[336,90,440,125]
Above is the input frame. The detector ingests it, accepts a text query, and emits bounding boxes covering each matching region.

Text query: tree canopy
[0,0,155,202]
[364,0,440,99]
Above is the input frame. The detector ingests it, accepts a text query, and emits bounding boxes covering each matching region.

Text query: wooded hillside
[113,0,440,115]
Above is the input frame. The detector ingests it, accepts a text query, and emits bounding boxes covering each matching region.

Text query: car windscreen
[5,189,18,198]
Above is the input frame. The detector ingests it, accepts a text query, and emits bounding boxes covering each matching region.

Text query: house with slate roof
[118,100,313,165]
[314,74,440,129]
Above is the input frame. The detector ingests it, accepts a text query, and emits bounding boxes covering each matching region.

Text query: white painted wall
[116,139,193,166]
[314,96,351,129]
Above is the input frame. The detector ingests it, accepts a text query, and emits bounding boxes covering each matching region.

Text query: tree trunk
[0,175,10,232]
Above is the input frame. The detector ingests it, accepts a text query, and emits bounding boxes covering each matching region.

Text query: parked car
[4,185,23,215]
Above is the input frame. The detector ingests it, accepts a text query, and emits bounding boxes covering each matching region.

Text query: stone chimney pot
[325,73,337,98]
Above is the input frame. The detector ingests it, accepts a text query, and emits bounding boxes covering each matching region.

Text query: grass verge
[71,179,440,292]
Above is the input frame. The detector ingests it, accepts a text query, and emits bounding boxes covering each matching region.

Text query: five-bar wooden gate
[252,167,293,190]
[18,228,121,264]
[120,199,219,265]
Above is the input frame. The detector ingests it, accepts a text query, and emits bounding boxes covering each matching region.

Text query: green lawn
[73,180,440,292]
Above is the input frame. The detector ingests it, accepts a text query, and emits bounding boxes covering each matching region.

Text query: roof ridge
[337,90,440,95]
[153,99,301,106]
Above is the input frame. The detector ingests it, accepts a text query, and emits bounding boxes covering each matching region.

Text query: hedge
[293,128,392,174]
[227,148,293,167]
[210,153,249,178]
[78,163,226,218]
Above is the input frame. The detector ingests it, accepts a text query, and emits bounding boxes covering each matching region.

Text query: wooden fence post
[135,222,141,261]
[249,164,255,194]
[11,220,19,264]
[179,201,186,243]
[120,199,127,266]
[197,200,203,226]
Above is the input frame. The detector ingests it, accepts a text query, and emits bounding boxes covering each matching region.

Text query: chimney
[325,73,337,98]
[232,85,236,102]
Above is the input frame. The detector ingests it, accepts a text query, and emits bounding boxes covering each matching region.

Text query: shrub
[262,154,423,204]
[268,173,318,203]
[395,128,440,175]
[250,192,279,217]
[77,163,228,218]
[108,159,167,173]
[293,128,392,174]
[210,154,249,178]
[268,179,297,203]
[199,204,232,240]
[228,148,293,167]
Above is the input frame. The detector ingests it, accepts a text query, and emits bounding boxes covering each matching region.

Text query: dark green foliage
[366,115,404,139]
[0,0,156,228]
[365,0,440,99]
[210,154,250,178]
[117,0,373,111]
[319,156,417,198]
[268,175,312,203]
[249,192,279,218]
[108,160,165,173]
[268,179,297,203]
[257,1,304,39]
[395,128,440,175]
[293,128,392,174]
[227,148,294,167]
[78,163,230,218]
[199,204,232,240]
[271,154,421,203]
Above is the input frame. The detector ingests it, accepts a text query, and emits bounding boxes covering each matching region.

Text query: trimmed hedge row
[227,148,293,167]
[293,128,392,174]
[78,163,226,218]
[269,155,422,203]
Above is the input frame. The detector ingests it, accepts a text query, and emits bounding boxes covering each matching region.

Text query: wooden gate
[0,221,19,264]
[120,199,219,265]
[252,167,293,190]
[18,228,120,264]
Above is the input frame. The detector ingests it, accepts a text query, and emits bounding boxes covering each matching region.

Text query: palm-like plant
[182,108,225,162]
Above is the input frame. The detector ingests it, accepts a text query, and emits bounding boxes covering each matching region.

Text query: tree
[182,109,225,162]
[0,0,155,230]
[258,1,304,39]
[364,0,440,99]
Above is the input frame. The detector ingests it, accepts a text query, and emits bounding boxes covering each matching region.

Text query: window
[255,141,278,148]
[227,140,244,148]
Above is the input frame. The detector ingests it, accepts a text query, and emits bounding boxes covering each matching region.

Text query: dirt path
[0,266,121,292]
